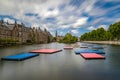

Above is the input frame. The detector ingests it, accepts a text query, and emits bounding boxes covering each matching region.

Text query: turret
[7,20,9,24]
[55,30,58,41]
[15,20,17,26]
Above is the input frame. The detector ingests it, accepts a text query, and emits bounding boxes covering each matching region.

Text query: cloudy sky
[0,0,120,37]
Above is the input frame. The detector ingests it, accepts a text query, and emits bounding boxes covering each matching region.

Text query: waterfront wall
[82,41,120,45]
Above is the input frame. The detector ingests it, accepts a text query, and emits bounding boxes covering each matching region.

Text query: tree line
[80,21,120,41]
[59,33,78,43]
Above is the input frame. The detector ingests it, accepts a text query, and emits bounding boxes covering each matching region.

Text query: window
[19,32,22,36]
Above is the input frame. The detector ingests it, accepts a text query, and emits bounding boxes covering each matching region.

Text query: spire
[55,30,57,37]
[32,27,35,31]
[38,27,42,31]
[7,20,9,24]
[44,28,47,32]
[55,30,58,41]
[21,22,23,25]
[0,19,4,24]
[1,19,4,23]
[15,20,17,26]
[21,22,25,27]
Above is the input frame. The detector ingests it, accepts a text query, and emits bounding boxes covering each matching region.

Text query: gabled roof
[6,24,15,30]
[0,24,9,30]
[3,23,15,30]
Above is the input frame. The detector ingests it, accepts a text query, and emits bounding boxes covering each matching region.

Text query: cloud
[71,30,79,34]
[58,16,89,29]
[31,23,40,28]
[87,25,108,31]
[83,0,97,13]
[87,26,96,30]
[43,8,59,18]
[57,15,77,26]
[98,25,108,30]
[73,17,89,28]
[4,18,15,24]
[0,0,120,37]
[104,0,120,2]
[91,18,105,25]
[60,25,71,29]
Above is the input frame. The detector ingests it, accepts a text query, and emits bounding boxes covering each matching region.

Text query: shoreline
[81,41,120,45]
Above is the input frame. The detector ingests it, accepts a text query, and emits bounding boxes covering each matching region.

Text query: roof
[4,24,15,30]
[0,24,9,30]
[6,25,14,30]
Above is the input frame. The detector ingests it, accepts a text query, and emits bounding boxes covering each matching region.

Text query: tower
[7,20,9,24]
[15,20,17,26]
[55,30,58,41]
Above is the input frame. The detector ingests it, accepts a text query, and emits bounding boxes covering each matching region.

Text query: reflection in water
[0,42,120,80]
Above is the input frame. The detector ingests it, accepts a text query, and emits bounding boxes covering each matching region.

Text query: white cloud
[71,30,79,34]
[0,0,15,15]
[87,25,108,31]
[0,0,70,21]
[87,26,96,30]
[91,18,105,25]
[73,17,88,28]
[0,0,90,32]
[104,0,120,2]
[4,18,15,24]
[43,8,59,18]
[42,24,49,30]
[57,15,77,26]
[60,25,71,29]
[84,0,97,13]
[31,23,40,28]
[0,0,120,37]
[76,0,97,14]
[88,7,108,16]
[98,25,108,30]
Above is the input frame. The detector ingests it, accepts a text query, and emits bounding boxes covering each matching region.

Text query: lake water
[0,42,120,80]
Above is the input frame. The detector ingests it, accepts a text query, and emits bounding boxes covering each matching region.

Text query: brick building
[0,20,53,44]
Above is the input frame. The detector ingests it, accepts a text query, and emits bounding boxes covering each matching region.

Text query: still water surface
[0,42,120,80]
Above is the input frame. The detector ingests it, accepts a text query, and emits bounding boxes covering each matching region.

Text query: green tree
[47,36,50,43]
[108,22,120,40]
[59,33,78,43]
[80,28,106,41]
[80,21,120,41]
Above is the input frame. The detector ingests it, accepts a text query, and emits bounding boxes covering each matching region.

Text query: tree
[80,21,120,41]
[108,22,120,40]
[80,27,107,41]
[47,36,50,43]
[59,33,78,43]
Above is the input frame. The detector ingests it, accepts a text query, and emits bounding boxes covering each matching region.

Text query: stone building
[0,23,9,39]
[0,20,53,44]
[32,28,53,43]
[0,20,29,44]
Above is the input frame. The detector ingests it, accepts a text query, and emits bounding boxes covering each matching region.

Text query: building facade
[0,20,53,44]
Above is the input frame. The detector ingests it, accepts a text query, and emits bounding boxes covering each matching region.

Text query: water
[0,42,120,80]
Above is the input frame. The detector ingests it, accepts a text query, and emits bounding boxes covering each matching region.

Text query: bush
[0,38,18,44]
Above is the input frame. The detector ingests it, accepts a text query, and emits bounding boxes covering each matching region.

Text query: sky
[0,0,120,37]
